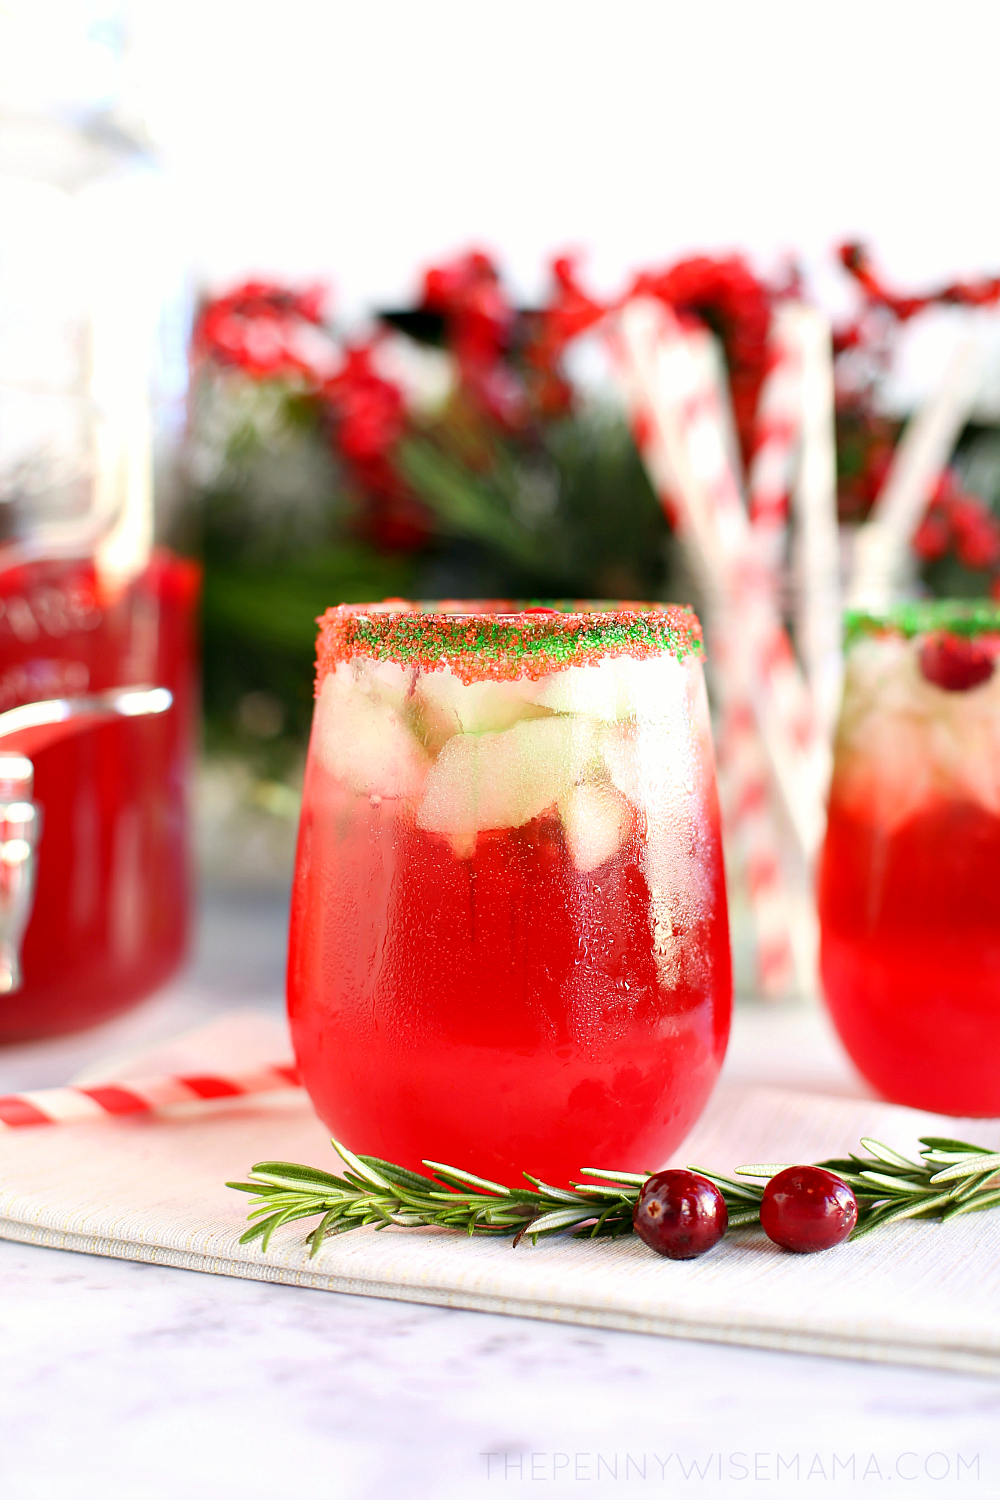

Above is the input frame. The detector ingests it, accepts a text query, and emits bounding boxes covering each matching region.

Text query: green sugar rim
[845,599,1000,647]
[316,599,703,687]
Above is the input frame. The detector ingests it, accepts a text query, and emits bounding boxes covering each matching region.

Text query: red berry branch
[839,242,1000,324]
[913,471,1000,574]
[190,246,1000,585]
[192,280,329,382]
[321,346,431,551]
[420,250,528,431]
[631,255,773,470]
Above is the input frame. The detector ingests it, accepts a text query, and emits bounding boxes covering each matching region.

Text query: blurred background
[3,0,999,1009]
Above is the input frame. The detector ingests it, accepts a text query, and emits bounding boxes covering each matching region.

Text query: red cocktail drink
[818,604,1000,1115]
[288,602,731,1185]
[0,549,199,1041]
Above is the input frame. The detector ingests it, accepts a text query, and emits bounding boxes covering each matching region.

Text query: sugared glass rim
[316,600,703,686]
[844,599,1000,646]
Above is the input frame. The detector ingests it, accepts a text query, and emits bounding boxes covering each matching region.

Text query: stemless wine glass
[818,602,1000,1115]
[287,601,732,1186]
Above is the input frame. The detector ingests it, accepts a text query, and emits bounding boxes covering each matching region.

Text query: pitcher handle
[0,686,173,994]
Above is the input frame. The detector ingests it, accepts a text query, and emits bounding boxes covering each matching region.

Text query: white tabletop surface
[2,890,998,1500]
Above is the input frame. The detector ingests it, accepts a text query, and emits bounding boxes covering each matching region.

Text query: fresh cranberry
[760,1166,857,1253]
[633,1170,728,1259]
[918,632,995,692]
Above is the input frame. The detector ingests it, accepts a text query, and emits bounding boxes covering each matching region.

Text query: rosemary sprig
[226,1141,643,1256]
[226,1134,1000,1258]
[696,1135,1000,1241]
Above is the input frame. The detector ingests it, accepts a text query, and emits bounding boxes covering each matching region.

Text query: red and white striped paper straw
[713,695,799,994]
[613,298,829,997]
[772,304,843,743]
[749,301,842,741]
[615,299,829,858]
[849,337,981,611]
[0,1062,301,1128]
[748,305,802,573]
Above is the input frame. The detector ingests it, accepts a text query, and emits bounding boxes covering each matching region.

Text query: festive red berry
[760,1166,857,1253]
[918,632,995,692]
[912,505,951,562]
[633,1170,728,1259]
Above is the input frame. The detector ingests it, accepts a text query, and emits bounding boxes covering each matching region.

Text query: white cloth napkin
[2,1013,998,1374]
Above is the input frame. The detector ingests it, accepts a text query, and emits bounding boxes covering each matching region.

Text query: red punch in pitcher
[0,549,199,1041]
[288,601,732,1186]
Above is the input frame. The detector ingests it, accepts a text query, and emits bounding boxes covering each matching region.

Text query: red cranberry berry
[918,632,995,692]
[633,1170,728,1260]
[760,1166,858,1253]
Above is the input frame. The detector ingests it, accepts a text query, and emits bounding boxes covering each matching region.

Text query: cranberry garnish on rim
[760,1166,857,1253]
[918,632,996,692]
[633,1169,728,1259]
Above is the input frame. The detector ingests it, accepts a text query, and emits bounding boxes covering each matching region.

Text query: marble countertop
[2,889,998,1499]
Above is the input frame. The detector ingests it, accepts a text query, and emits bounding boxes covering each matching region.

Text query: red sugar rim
[316,599,703,687]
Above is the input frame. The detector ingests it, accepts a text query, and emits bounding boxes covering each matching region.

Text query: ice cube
[535,652,687,723]
[560,782,632,872]
[313,663,429,799]
[600,723,644,806]
[600,717,697,813]
[416,668,550,736]
[416,714,600,840]
[535,660,630,721]
[367,658,418,703]
[833,636,1000,827]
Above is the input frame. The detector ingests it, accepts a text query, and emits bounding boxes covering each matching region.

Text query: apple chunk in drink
[287,602,732,1186]
[818,603,1000,1115]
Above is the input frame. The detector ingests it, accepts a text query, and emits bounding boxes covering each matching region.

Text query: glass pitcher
[0,4,197,1040]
